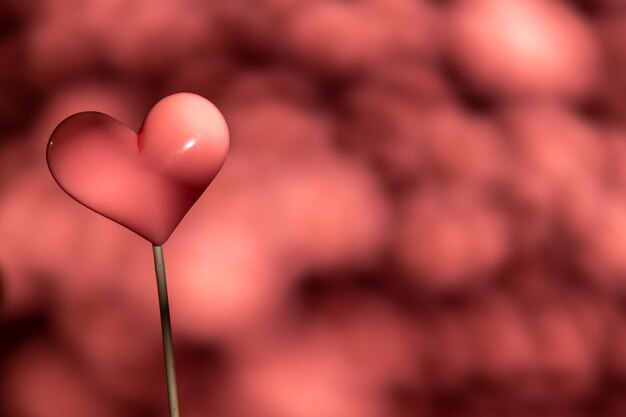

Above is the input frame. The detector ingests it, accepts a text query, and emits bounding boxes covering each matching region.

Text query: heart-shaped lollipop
[46,92,229,245]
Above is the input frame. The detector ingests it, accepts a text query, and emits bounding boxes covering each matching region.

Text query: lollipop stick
[152,245,180,417]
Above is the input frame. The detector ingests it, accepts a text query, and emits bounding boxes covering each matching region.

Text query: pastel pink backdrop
[0,0,625,416]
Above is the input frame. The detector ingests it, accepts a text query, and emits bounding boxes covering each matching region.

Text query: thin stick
[152,245,180,417]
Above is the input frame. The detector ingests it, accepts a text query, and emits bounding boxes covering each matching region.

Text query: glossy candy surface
[46,93,229,245]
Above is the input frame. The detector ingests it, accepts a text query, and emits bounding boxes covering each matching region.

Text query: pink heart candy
[47,93,229,245]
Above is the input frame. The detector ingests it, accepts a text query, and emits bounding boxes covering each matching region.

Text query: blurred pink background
[1,0,626,416]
